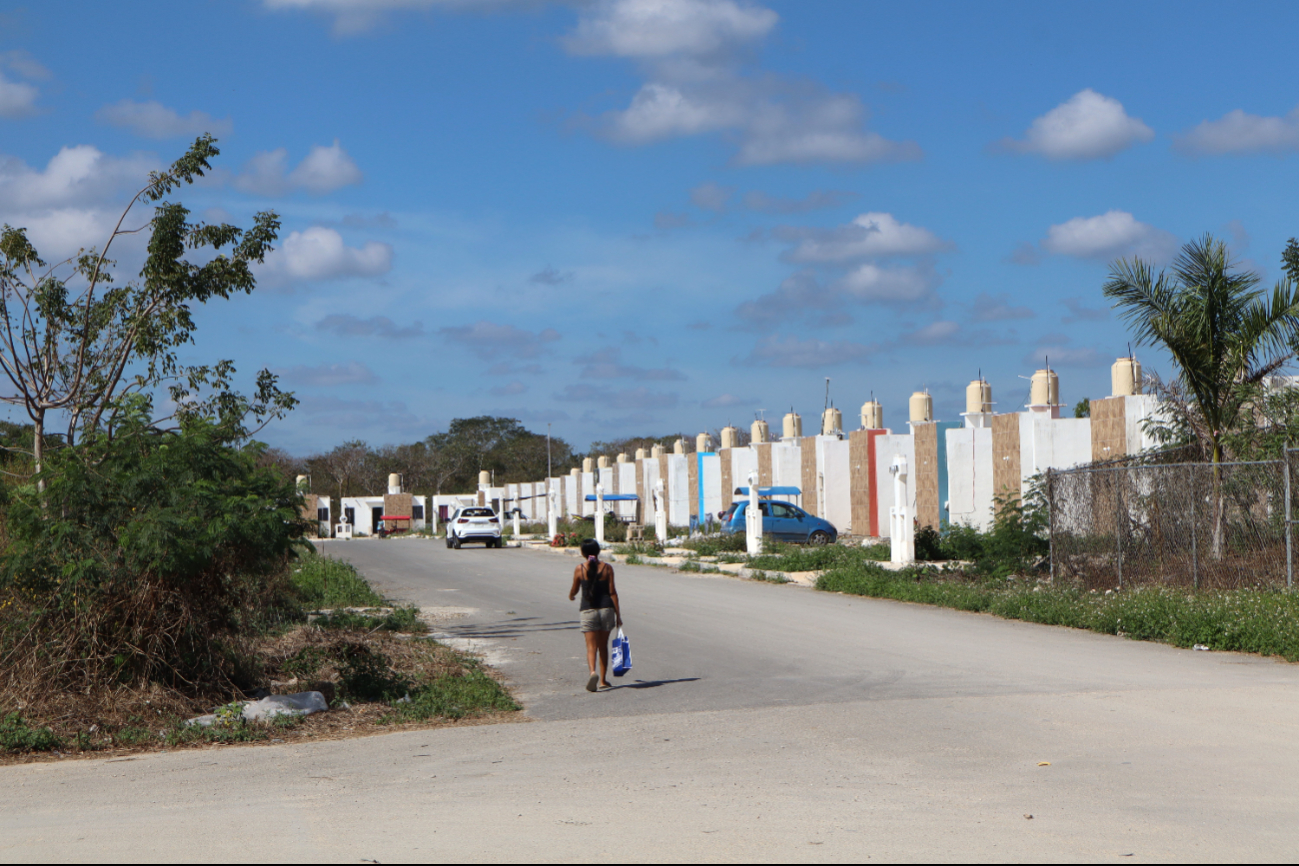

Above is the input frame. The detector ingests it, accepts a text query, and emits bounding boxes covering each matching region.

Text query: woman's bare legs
[595,630,611,687]
[584,631,600,676]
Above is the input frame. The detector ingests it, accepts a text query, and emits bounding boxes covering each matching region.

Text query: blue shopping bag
[611,628,632,677]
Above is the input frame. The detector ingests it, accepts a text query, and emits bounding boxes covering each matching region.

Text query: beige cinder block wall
[991,412,1022,510]
[913,422,940,530]
[719,448,733,511]
[801,436,819,516]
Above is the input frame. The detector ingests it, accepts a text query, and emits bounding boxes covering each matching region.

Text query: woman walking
[568,538,622,692]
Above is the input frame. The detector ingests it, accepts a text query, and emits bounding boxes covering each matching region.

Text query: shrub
[383,665,519,722]
[0,713,61,753]
[292,553,385,609]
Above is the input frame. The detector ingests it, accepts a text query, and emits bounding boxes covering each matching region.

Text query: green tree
[1073,397,1090,419]
[1104,234,1299,556]
[1104,234,1299,465]
[0,135,289,490]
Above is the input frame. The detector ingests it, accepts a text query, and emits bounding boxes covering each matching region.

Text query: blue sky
[3,0,1299,454]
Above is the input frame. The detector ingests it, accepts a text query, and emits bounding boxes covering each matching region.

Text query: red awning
[380,515,411,521]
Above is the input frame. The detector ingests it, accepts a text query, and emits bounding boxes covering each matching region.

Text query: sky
[3,0,1299,454]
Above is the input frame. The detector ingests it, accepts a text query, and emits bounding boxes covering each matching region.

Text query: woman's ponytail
[579,538,601,580]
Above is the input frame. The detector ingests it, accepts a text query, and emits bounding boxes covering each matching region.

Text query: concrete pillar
[746,471,762,556]
[654,478,667,542]
[889,455,914,564]
[595,484,605,546]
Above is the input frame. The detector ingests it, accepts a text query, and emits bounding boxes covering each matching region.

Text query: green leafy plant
[0,713,61,753]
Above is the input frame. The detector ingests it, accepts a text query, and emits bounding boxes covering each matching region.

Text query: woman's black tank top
[579,563,614,611]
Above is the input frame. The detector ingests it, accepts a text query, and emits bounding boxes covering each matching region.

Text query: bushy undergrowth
[817,563,1299,660]
[678,533,748,556]
[0,713,61,752]
[0,420,307,722]
[385,665,520,723]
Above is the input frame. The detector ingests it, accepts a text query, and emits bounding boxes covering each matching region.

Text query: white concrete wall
[642,458,661,524]
[873,434,916,540]
[772,441,802,504]
[700,453,722,524]
[732,447,757,496]
[817,437,851,532]
[565,477,578,516]
[1125,394,1164,454]
[1021,412,1092,489]
[582,471,595,516]
[617,463,638,520]
[945,426,995,531]
[667,454,690,527]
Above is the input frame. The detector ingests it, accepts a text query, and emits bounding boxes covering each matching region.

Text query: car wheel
[809,530,831,545]
[445,534,452,548]
[452,535,462,549]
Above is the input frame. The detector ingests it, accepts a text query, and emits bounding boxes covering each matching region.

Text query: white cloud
[743,189,856,214]
[1001,89,1153,161]
[832,261,942,304]
[438,321,561,360]
[261,227,393,282]
[314,314,424,338]
[690,180,733,212]
[1175,106,1299,156]
[262,0,492,36]
[1040,210,1177,262]
[565,0,777,58]
[0,145,161,259]
[744,334,879,368]
[279,361,378,386]
[235,140,363,196]
[1,51,51,81]
[903,320,961,345]
[95,99,233,139]
[0,71,38,118]
[606,82,741,142]
[574,346,686,381]
[971,292,1034,322]
[780,212,950,263]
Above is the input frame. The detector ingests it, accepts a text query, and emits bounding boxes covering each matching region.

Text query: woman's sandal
[586,673,599,692]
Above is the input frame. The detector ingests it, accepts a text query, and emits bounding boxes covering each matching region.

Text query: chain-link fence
[1048,451,1299,591]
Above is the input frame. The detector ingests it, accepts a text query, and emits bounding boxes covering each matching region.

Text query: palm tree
[1104,233,1299,555]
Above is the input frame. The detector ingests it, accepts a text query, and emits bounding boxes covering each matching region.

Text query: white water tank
[909,391,933,424]
[387,473,401,494]
[696,432,712,452]
[673,438,686,455]
[1112,357,1141,396]
[296,474,309,492]
[751,419,770,444]
[597,455,610,469]
[965,379,992,414]
[821,406,843,436]
[720,426,739,449]
[651,443,665,458]
[582,457,594,473]
[570,467,580,478]
[782,412,803,439]
[616,452,629,464]
[635,448,647,460]
[1030,368,1059,407]
[861,400,884,430]
[478,470,491,487]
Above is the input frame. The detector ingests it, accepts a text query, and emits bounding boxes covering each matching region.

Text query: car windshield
[462,508,494,517]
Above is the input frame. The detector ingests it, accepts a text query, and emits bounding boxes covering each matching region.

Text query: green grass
[746,543,878,573]
[677,533,748,556]
[311,607,422,633]
[748,570,790,584]
[292,552,386,608]
[383,665,520,723]
[0,713,61,752]
[817,562,1299,661]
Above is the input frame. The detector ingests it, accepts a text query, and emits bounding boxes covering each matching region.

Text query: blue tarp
[584,493,640,501]
[733,486,801,497]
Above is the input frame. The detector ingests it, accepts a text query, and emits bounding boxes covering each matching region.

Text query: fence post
[1115,469,1123,590]
[1286,449,1293,591]
[1047,469,1055,584]
[1188,465,1198,591]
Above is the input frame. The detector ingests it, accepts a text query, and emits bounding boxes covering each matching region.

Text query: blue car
[722,500,838,545]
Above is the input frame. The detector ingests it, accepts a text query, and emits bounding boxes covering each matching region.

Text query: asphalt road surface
[5,538,1299,862]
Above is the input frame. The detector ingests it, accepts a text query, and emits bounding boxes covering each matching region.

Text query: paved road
[5,538,1299,862]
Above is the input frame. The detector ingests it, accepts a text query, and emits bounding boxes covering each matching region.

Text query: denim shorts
[580,608,616,633]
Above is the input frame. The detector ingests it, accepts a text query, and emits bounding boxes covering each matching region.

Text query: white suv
[446,506,503,549]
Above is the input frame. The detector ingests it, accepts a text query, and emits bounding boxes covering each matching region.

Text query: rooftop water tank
[1030,368,1059,407]
[720,426,739,449]
[651,443,665,458]
[296,474,309,492]
[479,470,491,487]
[909,391,933,424]
[582,457,594,473]
[751,419,770,444]
[387,473,401,494]
[821,406,843,436]
[616,452,629,464]
[782,411,803,439]
[673,438,686,455]
[570,467,580,477]
[861,400,883,430]
[965,379,992,414]
[635,447,647,460]
[696,432,712,452]
[1112,357,1141,396]
[597,455,610,469]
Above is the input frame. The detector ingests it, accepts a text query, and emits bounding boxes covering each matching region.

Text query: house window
[412,504,425,520]
[317,506,329,522]
[344,507,356,526]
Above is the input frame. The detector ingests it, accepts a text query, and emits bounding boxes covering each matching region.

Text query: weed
[383,666,520,723]
[0,713,61,753]
[338,643,409,702]
[749,570,790,584]
[292,553,385,608]
[312,607,422,633]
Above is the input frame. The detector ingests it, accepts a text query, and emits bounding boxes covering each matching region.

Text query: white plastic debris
[242,691,329,721]
[1193,644,1210,652]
